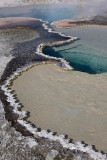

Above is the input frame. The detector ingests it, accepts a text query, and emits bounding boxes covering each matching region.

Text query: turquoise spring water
[43,41,107,74]
[0,4,107,74]
[43,26,107,74]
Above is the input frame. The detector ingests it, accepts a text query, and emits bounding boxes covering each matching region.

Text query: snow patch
[26,137,38,148]
[46,150,59,160]
[0,56,13,78]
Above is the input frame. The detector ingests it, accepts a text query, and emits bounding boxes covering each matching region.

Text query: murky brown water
[12,64,107,152]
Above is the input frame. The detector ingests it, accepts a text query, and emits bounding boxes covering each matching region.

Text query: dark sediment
[0,19,69,85]
[69,15,107,26]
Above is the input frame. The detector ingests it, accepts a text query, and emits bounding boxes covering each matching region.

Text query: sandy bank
[52,20,83,29]
[52,19,107,29]
[11,64,107,152]
[0,17,39,28]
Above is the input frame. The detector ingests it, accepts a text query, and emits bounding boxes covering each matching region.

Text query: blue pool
[0,3,107,74]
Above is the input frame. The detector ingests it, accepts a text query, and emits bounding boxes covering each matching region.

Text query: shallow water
[43,26,107,74]
[53,26,107,52]
[11,64,107,152]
